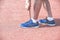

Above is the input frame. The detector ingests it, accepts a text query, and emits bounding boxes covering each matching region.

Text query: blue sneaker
[39,19,56,26]
[20,19,39,28]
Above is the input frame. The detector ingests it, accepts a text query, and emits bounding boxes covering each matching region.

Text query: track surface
[0,0,60,40]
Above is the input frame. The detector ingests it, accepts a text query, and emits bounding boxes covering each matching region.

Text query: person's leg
[20,0,43,28]
[39,0,56,26]
[31,0,43,24]
[33,0,43,20]
[44,0,53,17]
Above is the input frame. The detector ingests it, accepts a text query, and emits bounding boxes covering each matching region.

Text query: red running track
[0,0,60,40]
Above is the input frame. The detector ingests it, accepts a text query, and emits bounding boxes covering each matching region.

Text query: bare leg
[39,0,56,26]
[43,0,53,17]
[33,0,43,20]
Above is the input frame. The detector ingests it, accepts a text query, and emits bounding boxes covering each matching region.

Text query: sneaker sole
[20,26,40,28]
[32,26,40,28]
[47,24,56,26]
[41,23,56,26]
[20,24,40,28]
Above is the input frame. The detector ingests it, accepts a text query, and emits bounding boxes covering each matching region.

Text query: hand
[25,0,31,10]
